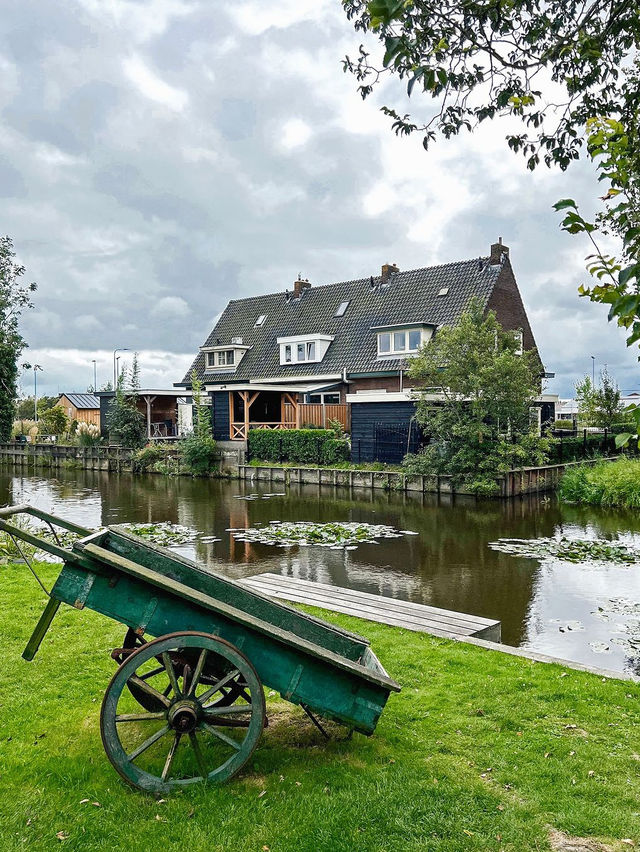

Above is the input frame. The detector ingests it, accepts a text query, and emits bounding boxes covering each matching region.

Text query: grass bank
[559,457,640,508]
[2,560,639,851]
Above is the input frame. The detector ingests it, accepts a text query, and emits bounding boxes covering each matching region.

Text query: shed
[57,393,101,427]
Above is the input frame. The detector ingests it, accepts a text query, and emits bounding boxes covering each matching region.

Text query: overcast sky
[2,0,636,398]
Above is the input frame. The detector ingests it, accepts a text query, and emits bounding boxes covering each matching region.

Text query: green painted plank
[51,563,398,734]
[104,527,368,661]
[74,541,399,693]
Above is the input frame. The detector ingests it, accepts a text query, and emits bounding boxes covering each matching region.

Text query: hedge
[548,432,614,464]
[248,429,350,465]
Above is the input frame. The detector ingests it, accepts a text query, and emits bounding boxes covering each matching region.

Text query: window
[206,350,235,368]
[514,329,523,355]
[393,331,406,352]
[408,329,421,351]
[334,300,350,317]
[308,392,340,404]
[378,333,391,354]
[277,334,334,365]
[254,314,267,327]
[377,328,424,356]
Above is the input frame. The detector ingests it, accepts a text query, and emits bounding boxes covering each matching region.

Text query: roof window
[254,314,267,327]
[334,300,350,317]
[438,287,449,297]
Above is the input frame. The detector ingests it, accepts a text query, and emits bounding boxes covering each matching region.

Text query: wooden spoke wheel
[101,632,265,793]
[117,630,248,713]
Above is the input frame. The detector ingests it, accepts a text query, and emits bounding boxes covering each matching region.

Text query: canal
[2,468,640,676]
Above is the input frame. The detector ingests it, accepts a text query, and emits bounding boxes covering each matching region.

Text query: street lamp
[33,365,43,421]
[591,355,595,384]
[91,359,97,392]
[113,348,130,388]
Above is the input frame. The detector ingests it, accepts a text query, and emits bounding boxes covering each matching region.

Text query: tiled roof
[181,257,503,385]
[59,393,100,409]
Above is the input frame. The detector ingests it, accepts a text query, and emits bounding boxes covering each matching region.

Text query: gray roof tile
[181,257,502,385]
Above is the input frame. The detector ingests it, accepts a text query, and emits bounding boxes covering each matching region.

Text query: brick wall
[485,257,538,356]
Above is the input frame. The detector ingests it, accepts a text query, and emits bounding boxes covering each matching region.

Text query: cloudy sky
[2,0,636,397]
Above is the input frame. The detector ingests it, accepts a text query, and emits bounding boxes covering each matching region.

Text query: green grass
[559,458,640,507]
[2,560,639,852]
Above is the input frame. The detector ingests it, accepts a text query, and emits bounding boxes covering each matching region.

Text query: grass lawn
[1,560,639,852]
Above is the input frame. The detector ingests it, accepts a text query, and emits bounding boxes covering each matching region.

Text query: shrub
[553,419,575,430]
[76,422,101,446]
[178,372,217,476]
[559,459,640,508]
[248,429,350,466]
[547,431,618,463]
[11,419,37,439]
[133,443,178,474]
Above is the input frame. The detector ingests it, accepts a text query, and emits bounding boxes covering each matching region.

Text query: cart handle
[0,503,93,536]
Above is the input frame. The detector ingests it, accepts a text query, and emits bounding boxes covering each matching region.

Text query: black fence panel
[371,420,422,465]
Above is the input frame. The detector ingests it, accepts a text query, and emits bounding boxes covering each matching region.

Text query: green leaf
[553,198,577,211]
[615,433,633,448]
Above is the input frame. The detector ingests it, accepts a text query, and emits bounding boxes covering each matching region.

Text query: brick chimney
[293,276,311,297]
[381,263,399,284]
[490,237,509,265]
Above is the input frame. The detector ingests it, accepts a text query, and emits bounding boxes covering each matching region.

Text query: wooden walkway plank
[241,573,501,641]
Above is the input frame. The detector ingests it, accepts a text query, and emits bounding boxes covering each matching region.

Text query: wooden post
[142,395,156,440]
[229,391,234,440]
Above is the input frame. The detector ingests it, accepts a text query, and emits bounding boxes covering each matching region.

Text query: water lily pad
[489,536,640,565]
[229,521,415,550]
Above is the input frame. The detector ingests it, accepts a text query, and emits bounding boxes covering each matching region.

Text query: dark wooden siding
[211,392,230,441]
[351,401,419,463]
[99,394,113,437]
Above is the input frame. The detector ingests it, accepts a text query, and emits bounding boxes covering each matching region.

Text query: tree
[575,370,624,428]
[553,62,640,444]
[343,0,640,170]
[15,397,34,420]
[39,405,69,436]
[0,236,36,442]
[105,369,146,448]
[179,372,217,476]
[404,298,549,493]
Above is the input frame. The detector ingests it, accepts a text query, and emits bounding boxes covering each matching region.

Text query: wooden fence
[284,403,350,431]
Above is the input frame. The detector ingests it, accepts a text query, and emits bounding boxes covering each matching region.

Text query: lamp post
[33,365,43,421]
[591,355,595,384]
[91,359,97,392]
[113,348,130,388]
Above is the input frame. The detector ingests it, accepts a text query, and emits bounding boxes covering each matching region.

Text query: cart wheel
[116,629,248,713]
[100,632,265,793]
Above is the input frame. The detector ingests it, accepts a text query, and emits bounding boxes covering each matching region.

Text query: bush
[547,431,616,463]
[76,422,101,446]
[559,459,640,507]
[553,419,575,430]
[131,443,178,473]
[248,429,350,466]
[178,372,217,476]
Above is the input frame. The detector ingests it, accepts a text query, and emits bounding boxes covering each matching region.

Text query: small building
[179,239,555,462]
[97,390,189,442]
[56,393,101,427]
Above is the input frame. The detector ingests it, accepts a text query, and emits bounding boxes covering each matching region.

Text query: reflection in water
[3,467,640,675]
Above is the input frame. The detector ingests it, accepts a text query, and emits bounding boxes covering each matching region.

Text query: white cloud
[76,0,196,42]
[231,0,340,36]
[123,55,188,111]
[280,118,312,150]
[152,296,191,318]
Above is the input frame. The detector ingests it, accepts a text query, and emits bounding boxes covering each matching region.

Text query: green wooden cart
[0,504,400,794]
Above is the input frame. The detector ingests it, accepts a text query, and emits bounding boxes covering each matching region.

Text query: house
[178,239,556,461]
[96,389,190,441]
[56,393,100,427]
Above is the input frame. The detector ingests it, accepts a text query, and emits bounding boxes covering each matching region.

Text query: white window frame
[306,392,341,404]
[377,328,424,357]
[277,334,334,365]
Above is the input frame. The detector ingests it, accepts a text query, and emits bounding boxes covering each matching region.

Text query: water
[3,467,640,676]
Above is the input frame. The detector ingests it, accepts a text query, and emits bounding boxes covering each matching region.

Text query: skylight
[254,314,267,327]
[437,287,449,297]
[334,300,350,317]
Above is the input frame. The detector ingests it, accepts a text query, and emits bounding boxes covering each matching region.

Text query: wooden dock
[242,573,501,642]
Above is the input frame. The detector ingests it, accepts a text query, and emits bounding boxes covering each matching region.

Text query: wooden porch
[228,390,349,441]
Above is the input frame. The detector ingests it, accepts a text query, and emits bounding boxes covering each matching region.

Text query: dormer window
[277,334,334,365]
[201,343,250,372]
[374,325,431,358]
